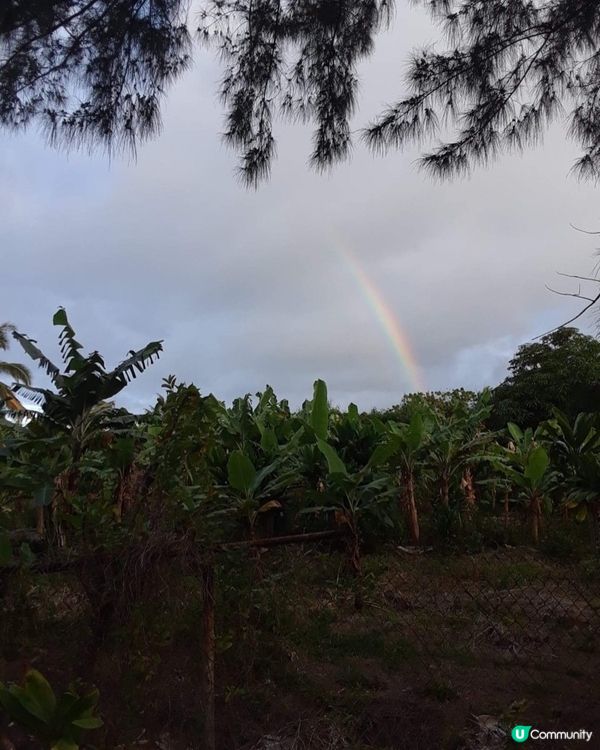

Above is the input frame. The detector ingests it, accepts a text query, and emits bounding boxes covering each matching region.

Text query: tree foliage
[4,1,600,184]
[365,0,600,180]
[491,327,600,429]
[12,307,163,433]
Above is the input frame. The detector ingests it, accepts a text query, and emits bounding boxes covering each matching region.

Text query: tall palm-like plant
[0,322,32,412]
[12,308,162,459]
[494,423,555,545]
[4,308,163,545]
[426,392,493,510]
[540,409,600,548]
[374,411,431,545]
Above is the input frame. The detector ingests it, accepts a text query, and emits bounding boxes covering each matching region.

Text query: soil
[1,546,599,749]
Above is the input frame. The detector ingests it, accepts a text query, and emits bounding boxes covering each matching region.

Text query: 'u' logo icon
[512,726,532,743]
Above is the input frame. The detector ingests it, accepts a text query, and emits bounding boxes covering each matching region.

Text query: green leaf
[405,412,425,452]
[109,437,135,470]
[21,670,57,722]
[60,689,100,725]
[0,686,47,732]
[576,506,588,522]
[259,428,278,454]
[367,438,400,469]
[51,740,79,750]
[71,716,103,729]
[310,380,328,440]
[316,438,347,476]
[257,385,274,412]
[507,422,524,444]
[524,446,549,485]
[227,451,256,494]
[347,403,359,424]
[52,308,68,327]
[251,461,279,492]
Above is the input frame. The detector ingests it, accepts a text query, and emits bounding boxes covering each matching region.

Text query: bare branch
[569,223,600,236]
[557,271,600,283]
[545,284,595,303]
[537,288,600,338]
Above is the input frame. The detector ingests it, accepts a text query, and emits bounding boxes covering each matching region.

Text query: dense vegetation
[1,310,600,749]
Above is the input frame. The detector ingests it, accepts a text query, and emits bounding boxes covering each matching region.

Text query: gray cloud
[2,3,599,412]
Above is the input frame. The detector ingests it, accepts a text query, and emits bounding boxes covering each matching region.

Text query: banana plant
[6,309,161,546]
[309,434,395,608]
[0,422,71,540]
[226,449,298,538]
[425,392,494,510]
[493,422,556,544]
[371,410,431,545]
[540,409,600,546]
[296,380,396,552]
[12,308,162,460]
[0,669,102,750]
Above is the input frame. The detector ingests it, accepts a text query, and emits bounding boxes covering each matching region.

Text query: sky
[2,3,600,413]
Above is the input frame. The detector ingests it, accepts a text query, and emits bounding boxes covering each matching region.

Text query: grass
[1,544,599,749]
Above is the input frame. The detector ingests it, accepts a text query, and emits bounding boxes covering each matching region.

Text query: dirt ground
[1,545,599,749]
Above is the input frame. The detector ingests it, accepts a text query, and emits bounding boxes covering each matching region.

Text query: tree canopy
[490,327,600,429]
[3,0,600,185]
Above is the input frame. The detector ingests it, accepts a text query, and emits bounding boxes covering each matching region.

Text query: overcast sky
[2,3,600,412]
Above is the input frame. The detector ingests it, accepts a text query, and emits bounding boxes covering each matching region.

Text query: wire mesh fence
[374,546,600,686]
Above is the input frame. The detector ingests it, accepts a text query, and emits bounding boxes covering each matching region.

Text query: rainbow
[338,246,425,393]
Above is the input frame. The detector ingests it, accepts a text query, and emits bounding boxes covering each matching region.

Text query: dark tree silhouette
[3,1,600,184]
[365,0,600,180]
[490,327,600,429]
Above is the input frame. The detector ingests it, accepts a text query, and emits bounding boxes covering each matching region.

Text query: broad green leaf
[576,506,588,522]
[507,422,524,444]
[310,379,328,440]
[367,438,400,469]
[251,461,279,492]
[71,716,103,729]
[259,428,278,454]
[60,689,101,729]
[51,740,78,750]
[524,446,549,485]
[405,412,425,452]
[370,416,387,434]
[257,385,274,412]
[316,438,347,476]
[227,451,256,494]
[500,466,528,489]
[347,403,359,424]
[110,437,135,470]
[22,670,56,722]
[0,686,47,732]
[54,692,80,724]
[52,308,69,327]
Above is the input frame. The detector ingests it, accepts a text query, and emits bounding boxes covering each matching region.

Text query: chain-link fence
[374,546,600,687]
